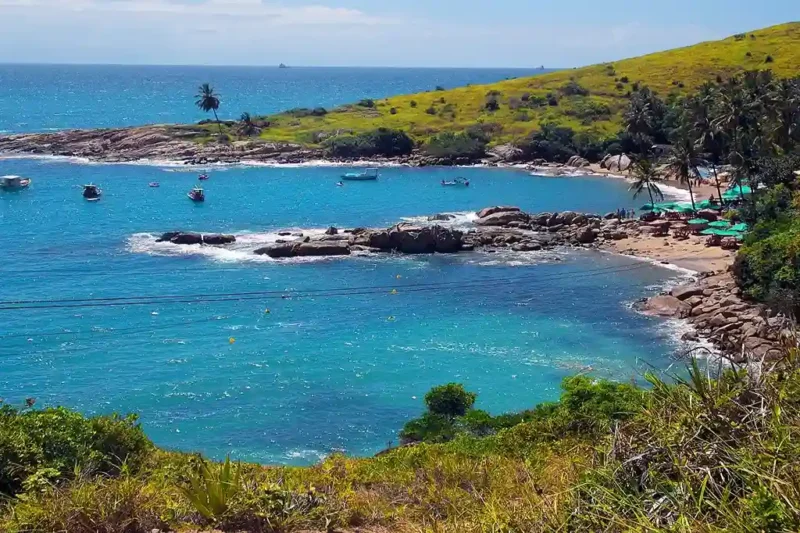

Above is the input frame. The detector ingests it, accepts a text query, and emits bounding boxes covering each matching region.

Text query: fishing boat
[0,175,32,191]
[149,182,160,188]
[198,173,209,181]
[188,187,205,202]
[441,177,470,187]
[341,168,379,181]
[82,184,102,201]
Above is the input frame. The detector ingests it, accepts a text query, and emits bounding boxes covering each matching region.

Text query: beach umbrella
[640,204,656,211]
[687,218,708,225]
[730,223,749,233]
[708,220,731,229]
[700,228,741,237]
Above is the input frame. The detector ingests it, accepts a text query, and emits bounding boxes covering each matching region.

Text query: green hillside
[248,22,799,146]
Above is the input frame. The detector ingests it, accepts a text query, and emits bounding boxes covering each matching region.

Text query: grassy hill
[247,22,799,146]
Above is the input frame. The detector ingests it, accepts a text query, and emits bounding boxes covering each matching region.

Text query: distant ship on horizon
[279,63,289,69]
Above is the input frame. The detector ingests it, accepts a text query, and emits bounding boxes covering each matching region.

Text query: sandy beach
[605,235,736,273]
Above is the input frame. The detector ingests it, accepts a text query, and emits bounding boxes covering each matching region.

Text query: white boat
[441,177,470,187]
[0,175,32,191]
[341,168,379,181]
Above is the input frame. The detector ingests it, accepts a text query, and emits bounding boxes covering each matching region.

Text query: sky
[0,0,797,67]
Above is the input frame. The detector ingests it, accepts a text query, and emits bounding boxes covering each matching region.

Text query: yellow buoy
[388,316,396,322]
[396,274,402,279]
[229,337,236,344]
[390,289,398,295]
[264,308,271,314]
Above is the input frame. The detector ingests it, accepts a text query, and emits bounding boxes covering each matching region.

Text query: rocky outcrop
[156,231,234,245]
[641,273,791,363]
[487,144,524,162]
[600,153,632,173]
[566,155,590,168]
[476,206,521,219]
[475,211,530,227]
[294,242,351,257]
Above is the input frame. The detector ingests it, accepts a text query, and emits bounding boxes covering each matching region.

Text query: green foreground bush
[4,352,800,532]
[323,127,413,158]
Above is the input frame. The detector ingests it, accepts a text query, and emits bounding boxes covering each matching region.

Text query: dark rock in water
[476,206,520,219]
[475,211,529,227]
[512,242,542,252]
[254,243,295,258]
[325,226,338,235]
[294,242,351,257]
[644,295,692,318]
[170,232,203,245]
[202,234,236,245]
[428,213,456,221]
[156,231,181,243]
[277,231,292,236]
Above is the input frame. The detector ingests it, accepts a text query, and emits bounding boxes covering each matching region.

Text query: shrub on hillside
[484,93,500,111]
[323,128,413,158]
[0,405,151,496]
[559,80,590,96]
[423,131,487,160]
[286,107,327,118]
[357,99,375,108]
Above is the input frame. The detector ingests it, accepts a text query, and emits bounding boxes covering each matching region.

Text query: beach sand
[606,233,736,273]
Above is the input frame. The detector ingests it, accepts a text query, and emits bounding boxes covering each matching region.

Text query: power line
[0,262,651,311]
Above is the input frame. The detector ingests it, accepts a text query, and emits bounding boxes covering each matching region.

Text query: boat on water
[341,168,379,181]
[82,184,102,201]
[188,187,205,202]
[149,182,160,188]
[441,177,470,187]
[198,174,209,181]
[0,175,32,191]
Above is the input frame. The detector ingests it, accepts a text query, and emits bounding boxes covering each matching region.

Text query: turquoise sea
[0,66,691,464]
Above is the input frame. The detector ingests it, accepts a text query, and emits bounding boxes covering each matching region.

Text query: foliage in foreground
[4,350,800,532]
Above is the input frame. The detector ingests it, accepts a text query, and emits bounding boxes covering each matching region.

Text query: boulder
[324,226,339,235]
[575,227,597,244]
[156,231,181,243]
[671,284,705,301]
[566,155,590,168]
[294,242,351,257]
[170,232,202,245]
[387,225,463,254]
[644,295,692,318]
[254,243,296,258]
[488,144,524,162]
[202,234,236,245]
[602,153,632,172]
[476,206,521,219]
[475,211,530,227]
[512,242,542,252]
[428,213,456,221]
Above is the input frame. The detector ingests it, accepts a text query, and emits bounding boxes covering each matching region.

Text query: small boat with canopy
[188,187,205,202]
[82,184,102,201]
[0,175,32,191]
[198,173,210,181]
[441,177,470,187]
[341,168,379,181]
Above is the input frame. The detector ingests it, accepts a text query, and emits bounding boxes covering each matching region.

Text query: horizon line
[0,61,559,70]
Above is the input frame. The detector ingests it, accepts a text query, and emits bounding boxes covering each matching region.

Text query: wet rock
[475,211,530,227]
[512,242,542,252]
[576,227,597,244]
[566,155,590,168]
[644,295,692,318]
[294,242,351,257]
[324,226,339,235]
[476,206,521,219]
[254,243,295,258]
[202,234,236,245]
[428,213,456,221]
[671,284,705,301]
[169,232,202,245]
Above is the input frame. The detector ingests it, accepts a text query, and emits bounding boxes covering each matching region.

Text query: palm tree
[665,133,702,212]
[195,83,222,134]
[688,89,725,205]
[238,112,259,137]
[628,157,664,207]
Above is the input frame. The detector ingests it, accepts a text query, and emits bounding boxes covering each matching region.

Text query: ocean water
[0,64,549,133]
[0,157,693,464]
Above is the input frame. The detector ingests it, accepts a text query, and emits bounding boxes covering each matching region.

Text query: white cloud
[0,0,392,26]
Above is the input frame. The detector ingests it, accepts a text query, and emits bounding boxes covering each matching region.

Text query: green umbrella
[708,220,731,229]
[688,218,708,225]
[701,228,741,237]
[730,223,749,232]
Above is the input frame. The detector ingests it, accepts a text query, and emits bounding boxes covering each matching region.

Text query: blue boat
[341,168,379,181]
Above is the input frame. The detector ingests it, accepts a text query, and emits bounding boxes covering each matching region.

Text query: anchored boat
[0,175,32,191]
[341,168,379,181]
[188,187,205,202]
[441,177,470,187]
[82,184,102,201]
